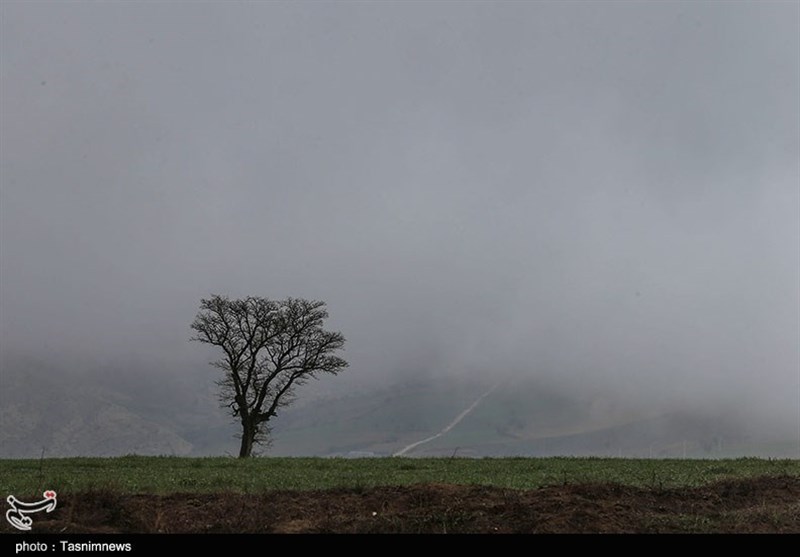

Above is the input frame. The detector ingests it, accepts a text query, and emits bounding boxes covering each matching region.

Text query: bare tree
[190,295,347,457]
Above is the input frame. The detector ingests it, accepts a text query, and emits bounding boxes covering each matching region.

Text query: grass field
[2,455,799,496]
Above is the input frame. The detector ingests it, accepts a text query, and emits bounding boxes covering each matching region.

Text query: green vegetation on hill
[2,456,799,496]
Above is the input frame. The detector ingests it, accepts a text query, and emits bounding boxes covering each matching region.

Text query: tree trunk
[238,420,256,458]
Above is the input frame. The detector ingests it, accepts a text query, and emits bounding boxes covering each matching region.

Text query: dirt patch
[5,476,800,534]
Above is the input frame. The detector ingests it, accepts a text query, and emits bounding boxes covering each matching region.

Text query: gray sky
[1,1,798,425]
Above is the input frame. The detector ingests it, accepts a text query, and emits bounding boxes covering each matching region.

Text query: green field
[2,456,799,496]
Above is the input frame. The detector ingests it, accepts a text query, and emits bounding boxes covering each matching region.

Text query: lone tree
[191,295,347,457]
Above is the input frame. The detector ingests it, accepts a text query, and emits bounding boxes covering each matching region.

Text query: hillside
[1,356,795,458]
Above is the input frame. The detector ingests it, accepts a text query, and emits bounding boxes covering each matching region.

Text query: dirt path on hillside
[393,383,499,456]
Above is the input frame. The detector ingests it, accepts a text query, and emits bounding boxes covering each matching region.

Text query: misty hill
[1,367,188,457]
[0,356,230,457]
[2,356,795,459]
[269,377,794,458]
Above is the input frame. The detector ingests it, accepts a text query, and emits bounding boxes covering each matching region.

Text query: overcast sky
[1,1,798,424]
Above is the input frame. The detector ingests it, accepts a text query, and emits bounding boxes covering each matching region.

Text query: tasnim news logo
[5,491,57,531]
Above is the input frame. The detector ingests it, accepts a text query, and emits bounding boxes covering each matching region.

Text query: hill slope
[1,357,795,458]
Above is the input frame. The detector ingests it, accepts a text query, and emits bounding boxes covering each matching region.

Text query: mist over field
[1,1,798,458]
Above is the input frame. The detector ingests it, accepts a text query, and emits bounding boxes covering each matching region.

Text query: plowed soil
[7,476,800,533]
